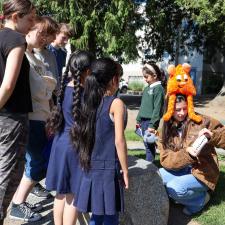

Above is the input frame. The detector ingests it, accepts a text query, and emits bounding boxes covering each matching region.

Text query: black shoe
[25,202,43,212]
[30,183,52,199]
[9,203,42,222]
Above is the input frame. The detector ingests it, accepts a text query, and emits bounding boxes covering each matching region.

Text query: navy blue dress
[75,96,124,216]
[46,86,81,195]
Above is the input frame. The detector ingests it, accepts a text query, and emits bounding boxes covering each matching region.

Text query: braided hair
[74,58,121,171]
[46,50,95,136]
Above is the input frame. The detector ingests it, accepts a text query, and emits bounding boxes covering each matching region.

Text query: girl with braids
[45,50,95,225]
[136,62,165,162]
[74,58,129,225]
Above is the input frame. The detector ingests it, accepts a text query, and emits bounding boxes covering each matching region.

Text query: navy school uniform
[45,86,81,195]
[75,96,125,215]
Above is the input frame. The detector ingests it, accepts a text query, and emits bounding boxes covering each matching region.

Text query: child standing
[0,0,35,223]
[10,16,57,222]
[136,62,165,162]
[46,50,95,225]
[48,23,72,80]
[74,58,129,225]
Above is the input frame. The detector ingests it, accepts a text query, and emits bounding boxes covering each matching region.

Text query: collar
[149,81,161,88]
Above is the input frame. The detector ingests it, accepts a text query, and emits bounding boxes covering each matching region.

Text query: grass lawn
[125,129,142,141]
[128,149,225,225]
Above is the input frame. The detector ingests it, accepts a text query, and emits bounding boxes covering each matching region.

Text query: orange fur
[163,63,202,122]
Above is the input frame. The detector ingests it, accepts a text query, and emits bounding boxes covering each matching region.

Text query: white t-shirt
[26,51,57,121]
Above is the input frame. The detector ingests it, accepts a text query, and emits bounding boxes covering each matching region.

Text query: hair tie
[143,64,157,75]
[0,15,5,20]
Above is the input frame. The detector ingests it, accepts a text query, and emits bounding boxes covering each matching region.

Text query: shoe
[182,207,192,216]
[25,202,43,212]
[30,183,52,199]
[204,192,210,206]
[9,203,42,222]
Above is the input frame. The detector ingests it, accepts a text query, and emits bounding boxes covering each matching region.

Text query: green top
[136,82,165,129]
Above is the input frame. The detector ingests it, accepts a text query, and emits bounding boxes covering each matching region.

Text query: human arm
[148,86,165,129]
[158,137,196,170]
[111,98,129,189]
[0,46,25,109]
[207,117,225,149]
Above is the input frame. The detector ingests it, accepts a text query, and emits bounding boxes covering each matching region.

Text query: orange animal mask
[163,63,202,123]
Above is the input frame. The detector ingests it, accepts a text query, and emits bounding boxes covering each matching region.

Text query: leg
[141,120,155,162]
[104,214,119,225]
[12,174,36,204]
[159,167,191,185]
[89,214,104,225]
[0,114,28,222]
[63,194,78,225]
[54,194,66,225]
[166,174,208,214]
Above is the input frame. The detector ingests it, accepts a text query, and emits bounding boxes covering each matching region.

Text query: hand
[186,146,197,157]
[198,128,213,139]
[136,123,140,128]
[123,171,129,189]
[148,127,156,134]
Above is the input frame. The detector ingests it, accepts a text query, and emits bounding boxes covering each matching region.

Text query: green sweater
[136,81,165,129]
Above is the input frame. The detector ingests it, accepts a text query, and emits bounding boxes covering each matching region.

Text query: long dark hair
[46,50,95,135]
[161,94,189,148]
[74,58,121,171]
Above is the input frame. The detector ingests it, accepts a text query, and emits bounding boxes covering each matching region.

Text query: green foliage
[194,164,225,225]
[128,81,145,91]
[125,129,143,141]
[143,0,225,60]
[34,0,141,62]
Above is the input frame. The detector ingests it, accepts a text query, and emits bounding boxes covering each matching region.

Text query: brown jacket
[158,115,225,191]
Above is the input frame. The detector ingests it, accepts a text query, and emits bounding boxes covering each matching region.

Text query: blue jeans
[25,120,48,182]
[159,167,209,214]
[140,119,156,162]
[89,214,119,225]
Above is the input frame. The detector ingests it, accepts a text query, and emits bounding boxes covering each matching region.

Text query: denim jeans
[140,119,156,162]
[25,120,48,182]
[159,167,209,214]
[89,214,119,225]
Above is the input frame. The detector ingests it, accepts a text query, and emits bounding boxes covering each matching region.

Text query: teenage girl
[10,16,57,222]
[159,94,225,215]
[74,58,129,225]
[136,62,165,162]
[0,0,35,223]
[46,50,95,225]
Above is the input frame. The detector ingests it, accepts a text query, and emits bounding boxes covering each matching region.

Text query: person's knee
[166,181,188,200]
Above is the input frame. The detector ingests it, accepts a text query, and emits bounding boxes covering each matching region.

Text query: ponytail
[74,75,105,171]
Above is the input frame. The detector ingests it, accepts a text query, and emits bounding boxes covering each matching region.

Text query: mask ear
[182,63,191,74]
[167,65,176,77]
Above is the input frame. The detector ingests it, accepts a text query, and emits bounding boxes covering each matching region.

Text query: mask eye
[184,74,188,82]
[176,75,182,82]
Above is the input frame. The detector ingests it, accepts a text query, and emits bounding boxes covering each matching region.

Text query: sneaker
[25,202,43,212]
[30,183,52,199]
[182,207,192,216]
[204,192,210,206]
[9,203,42,222]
